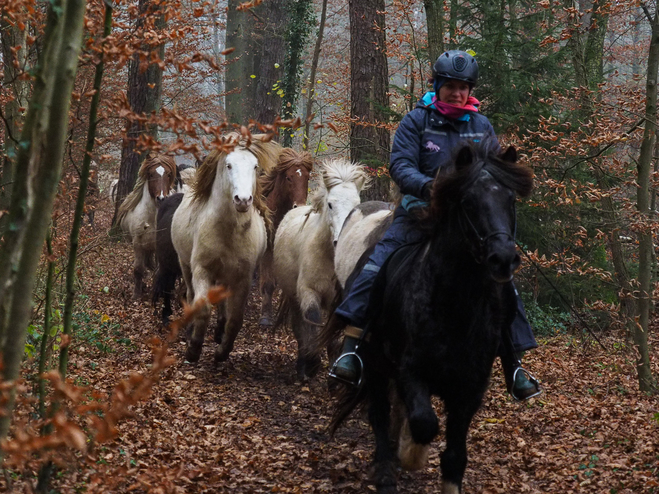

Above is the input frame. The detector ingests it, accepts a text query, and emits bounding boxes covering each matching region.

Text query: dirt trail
[28,210,659,493]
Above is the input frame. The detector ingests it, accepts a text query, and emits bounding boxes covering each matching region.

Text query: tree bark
[303,0,328,151]
[254,0,288,130]
[0,0,87,452]
[281,0,314,147]
[1,12,29,228]
[424,0,444,66]
[349,0,390,201]
[633,4,659,393]
[112,0,165,227]
[226,0,248,125]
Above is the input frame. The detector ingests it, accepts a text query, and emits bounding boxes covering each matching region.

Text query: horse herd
[115,133,533,494]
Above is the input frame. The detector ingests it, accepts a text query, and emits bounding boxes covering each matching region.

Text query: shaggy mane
[192,133,282,205]
[425,139,534,223]
[117,154,177,226]
[191,133,282,238]
[260,148,314,197]
[311,159,370,212]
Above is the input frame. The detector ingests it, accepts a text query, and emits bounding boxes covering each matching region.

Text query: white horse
[117,155,177,299]
[171,134,281,364]
[273,159,369,380]
[334,201,394,289]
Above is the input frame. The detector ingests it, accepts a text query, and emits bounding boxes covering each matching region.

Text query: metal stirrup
[328,351,364,388]
[510,366,541,401]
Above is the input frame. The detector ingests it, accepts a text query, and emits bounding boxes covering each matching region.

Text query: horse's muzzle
[233,195,253,212]
[485,241,520,283]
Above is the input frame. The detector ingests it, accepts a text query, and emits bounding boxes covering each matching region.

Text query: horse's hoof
[409,408,439,445]
[259,317,274,327]
[214,347,231,363]
[184,344,202,363]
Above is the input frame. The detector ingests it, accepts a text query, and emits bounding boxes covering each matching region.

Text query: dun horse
[258,148,313,327]
[325,142,533,493]
[274,159,368,380]
[171,134,281,363]
[117,154,177,299]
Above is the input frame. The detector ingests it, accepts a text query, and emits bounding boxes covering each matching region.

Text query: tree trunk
[633,4,658,393]
[0,0,87,453]
[226,0,248,125]
[303,0,328,151]
[1,13,29,227]
[281,0,314,147]
[112,0,165,227]
[424,0,444,66]
[349,0,390,201]
[254,0,288,129]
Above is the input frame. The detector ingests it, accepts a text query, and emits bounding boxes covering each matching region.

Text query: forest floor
[3,207,658,493]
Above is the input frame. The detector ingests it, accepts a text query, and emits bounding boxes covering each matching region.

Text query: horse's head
[193,134,282,213]
[142,155,177,205]
[432,142,533,283]
[224,148,259,212]
[314,159,370,247]
[283,159,312,209]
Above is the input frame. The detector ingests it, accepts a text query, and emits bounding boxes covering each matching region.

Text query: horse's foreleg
[399,373,438,446]
[184,269,212,363]
[132,246,147,300]
[259,248,276,327]
[440,400,480,494]
[368,374,398,493]
[297,290,323,381]
[214,299,227,344]
[214,282,249,363]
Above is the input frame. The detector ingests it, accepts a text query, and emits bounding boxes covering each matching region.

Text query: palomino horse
[117,154,177,299]
[274,159,368,380]
[325,141,533,493]
[258,148,313,327]
[171,134,282,363]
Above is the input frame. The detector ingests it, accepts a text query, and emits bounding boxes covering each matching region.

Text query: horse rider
[330,49,542,401]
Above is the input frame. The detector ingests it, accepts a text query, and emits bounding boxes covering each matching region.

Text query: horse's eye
[227,164,232,170]
[286,176,292,182]
[254,165,258,170]
[328,203,333,209]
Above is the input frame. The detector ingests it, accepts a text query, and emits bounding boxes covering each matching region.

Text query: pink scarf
[432,95,480,120]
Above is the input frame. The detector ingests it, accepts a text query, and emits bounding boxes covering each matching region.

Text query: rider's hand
[422,182,433,202]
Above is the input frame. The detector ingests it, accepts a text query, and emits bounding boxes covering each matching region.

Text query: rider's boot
[501,353,541,401]
[329,325,365,387]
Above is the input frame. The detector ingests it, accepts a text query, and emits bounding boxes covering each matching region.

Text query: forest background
[0,0,657,491]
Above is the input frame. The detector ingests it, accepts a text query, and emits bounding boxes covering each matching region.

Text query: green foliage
[520,295,573,337]
[453,0,574,134]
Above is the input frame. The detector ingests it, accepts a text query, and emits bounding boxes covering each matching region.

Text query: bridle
[457,175,517,265]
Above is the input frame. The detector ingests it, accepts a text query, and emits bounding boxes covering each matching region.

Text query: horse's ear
[500,146,517,163]
[455,145,474,170]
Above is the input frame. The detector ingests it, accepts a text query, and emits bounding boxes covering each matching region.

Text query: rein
[457,183,517,265]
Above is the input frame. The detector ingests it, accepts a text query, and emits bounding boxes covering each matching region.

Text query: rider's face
[438,79,471,107]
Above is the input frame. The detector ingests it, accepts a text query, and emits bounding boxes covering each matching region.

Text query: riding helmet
[432,50,479,87]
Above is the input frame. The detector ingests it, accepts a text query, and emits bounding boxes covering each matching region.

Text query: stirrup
[328,351,364,388]
[511,367,541,401]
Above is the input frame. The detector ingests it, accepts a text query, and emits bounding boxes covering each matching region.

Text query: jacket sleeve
[482,117,502,153]
[389,111,434,198]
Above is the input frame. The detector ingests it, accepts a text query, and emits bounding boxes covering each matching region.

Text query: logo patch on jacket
[424,141,440,152]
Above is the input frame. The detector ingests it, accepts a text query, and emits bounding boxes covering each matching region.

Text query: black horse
[152,193,184,324]
[326,142,534,493]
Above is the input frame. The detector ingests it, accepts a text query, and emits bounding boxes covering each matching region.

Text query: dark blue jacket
[389,94,499,199]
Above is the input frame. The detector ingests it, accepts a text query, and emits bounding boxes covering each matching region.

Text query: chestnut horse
[258,148,314,327]
[117,154,177,299]
[171,134,282,363]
